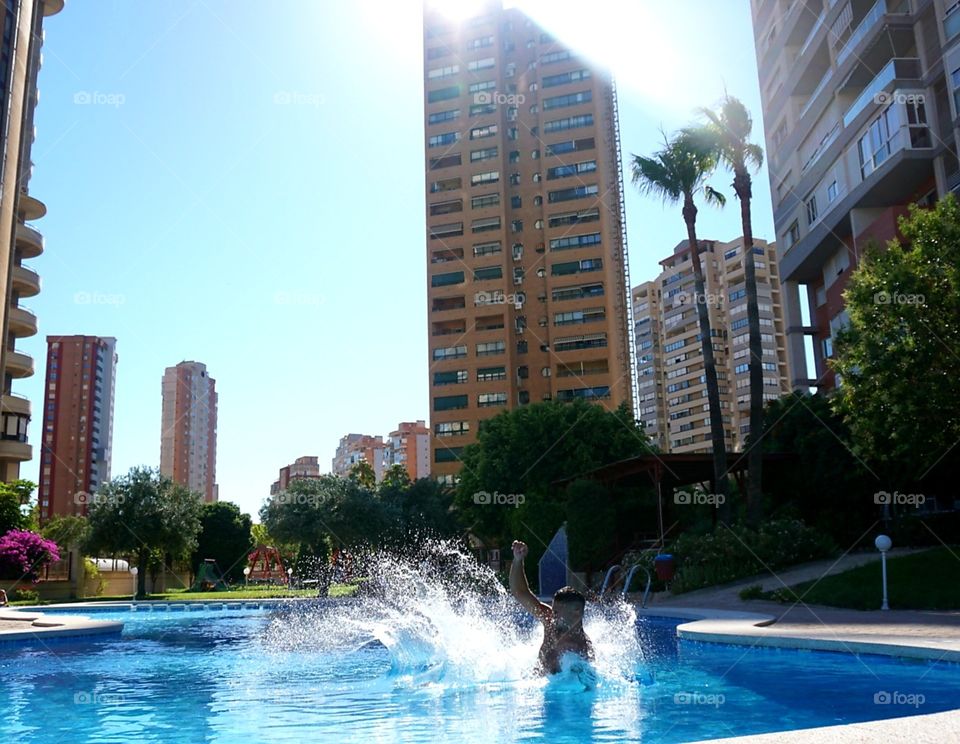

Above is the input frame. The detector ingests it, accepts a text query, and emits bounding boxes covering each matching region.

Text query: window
[429,153,462,170]
[477,365,506,381]
[428,85,461,103]
[827,180,839,202]
[552,282,604,301]
[510,195,521,209]
[729,288,746,302]
[541,50,572,64]
[431,271,465,287]
[434,395,468,411]
[546,160,597,179]
[554,307,605,325]
[549,208,600,228]
[551,258,603,276]
[471,170,500,186]
[554,333,607,351]
[435,447,464,463]
[428,64,459,80]
[428,109,460,125]
[429,176,461,193]
[477,340,505,356]
[426,46,451,60]
[467,57,495,71]
[429,199,462,216]
[435,421,469,437]
[470,124,498,139]
[469,102,496,116]
[785,221,800,249]
[548,184,599,203]
[471,193,500,209]
[556,386,610,402]
[471,217,501,233]
[470,146,498,161]
[550,232,600,250]
[544,114,593,133]
[543,90,592,110]
[805,195,818,225]
[545,137,595,156]
[432,345,467,360]
[542,69,591,88]
[473,241,501,257]
[434,370,468,385]
[430,222,463,239]
[478,392,507,407]
[467,35,494,49]
[468,80,496,94]
[473,265,503,280]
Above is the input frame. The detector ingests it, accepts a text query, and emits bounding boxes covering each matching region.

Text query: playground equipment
[246,545,287,584]
[191,559,228,591]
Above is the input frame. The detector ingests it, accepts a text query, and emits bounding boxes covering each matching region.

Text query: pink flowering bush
[0,529,61,583]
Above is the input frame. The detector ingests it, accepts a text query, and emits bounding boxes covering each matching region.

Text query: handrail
[599,564,621,597]
[621,564,653,608]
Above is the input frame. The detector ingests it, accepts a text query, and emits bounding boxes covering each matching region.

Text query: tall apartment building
[270,455,321,495]
[423,1,635,483]
[386,420,431,481]
[751,0,959,389]
[37,336,117,523]
[160,361,218,502]
[332,433,387,481]
[632,238,792,453]
[0,0,63,482]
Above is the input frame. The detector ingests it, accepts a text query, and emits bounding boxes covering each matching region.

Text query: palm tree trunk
[737,170,764,525]
[682,196,729,500]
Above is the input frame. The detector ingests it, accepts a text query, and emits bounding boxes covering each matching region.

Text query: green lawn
[760,547,960,610]
[9,583,359,606]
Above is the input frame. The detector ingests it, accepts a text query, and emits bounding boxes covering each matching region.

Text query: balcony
[842,58,920,128]
[1,394,31,418]
[5,350,34,379]
[15,222,44,258]
[16,192,46,221]
[11,265,40,297]
[947,7,960,43]
[0,439,31,463]
[836,0,912,68]
[43,0,65,16]
[8,306,38,337]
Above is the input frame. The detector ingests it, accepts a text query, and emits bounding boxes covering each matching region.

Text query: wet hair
[553,586,586,609]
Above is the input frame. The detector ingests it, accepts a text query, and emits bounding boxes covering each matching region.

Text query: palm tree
[688,95,766,525]
[631,133,729,500]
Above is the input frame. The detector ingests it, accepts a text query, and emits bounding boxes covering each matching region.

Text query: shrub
[739,584,764,600]
[669,519,836,594]
[0,530,60,583]
[11,588,39,604]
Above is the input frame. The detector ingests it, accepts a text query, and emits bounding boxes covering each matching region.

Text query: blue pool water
[3,603,959,743]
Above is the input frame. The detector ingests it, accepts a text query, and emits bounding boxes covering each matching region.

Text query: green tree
[631,133,729,500]
[191,502,254,582]
[688,95,767,523]
[40,515,90,553]
[833,197,960,482]
[84,467,203,598]
[348,460,377,489]
[380,477,459,544]
[0,480,35,535]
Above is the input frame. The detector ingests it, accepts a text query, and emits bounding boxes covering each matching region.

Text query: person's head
[552,586,586,632]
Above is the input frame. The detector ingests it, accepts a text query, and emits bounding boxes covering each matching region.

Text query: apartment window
[729,288,746,302]
[805,195,818,225]
[543,90,592,110]
[477,365,506,381]
[434,370,468,386]
[428,85,461,103]
[827,180,839,203]
[947,2,960,41]
[431,271,465,288]
[469,102,497,116]
[428,108,460,125]
[471,193,500,209]
[430,176,461,193]
[473,265,503,281]
[435,447,464,463]
[857,107,894,179]
[554,333,607,351]
[541,50,572,64]
[546,160,597,180]
[471,170,500,186]
[552,282,604,302]
[549,208,599,228]
[473,241,501,257]
[785,221,800,249]
[548,184,599,203]
[468,80,496,94]
[430,222,463,239]
[467,35,494,49]
[551,258,603,276]
[542,69,591,88]
[545,137,595,156]
[772,119,787,149]
[428,64,459,80]
[477,340,505,356]
[478,392,507,407]
[544,114,593,133]
[467,57,495,72]
[470,146,498,162]
[430,199,462,216]
[469,124,497,140]
[906,100,931,148]
[426,46,451,60]
[550,232,601,251]
[510,195,521,209]
[435,421,469,437]
[557,386,610,402]
[471,217,501,233]
[429,153,462,170]
[554,307,605,325]
[432,345,467,361]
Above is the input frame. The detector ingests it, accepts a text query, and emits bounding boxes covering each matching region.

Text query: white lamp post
[130,566,139,602]
[287,567,293,588]
[875,534,892,611]
[243,566,251,587]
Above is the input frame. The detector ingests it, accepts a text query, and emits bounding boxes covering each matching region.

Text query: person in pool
[509,540,594,675]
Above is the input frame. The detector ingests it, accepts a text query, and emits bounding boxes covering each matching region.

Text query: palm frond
[703,185,726,208]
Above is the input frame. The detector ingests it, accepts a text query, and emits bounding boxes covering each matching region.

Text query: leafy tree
[0,480,35,535]
[191,502,254,582]
[0,530,60,583]
[565,479,617,576]
[348,460,377,489]
[833,196,960,484]
[381,464,411,491]
[632,133,729,499]
[380,477,459,544]
[84,467,203,598]
[40,515,90,553]
[688,95,767,523]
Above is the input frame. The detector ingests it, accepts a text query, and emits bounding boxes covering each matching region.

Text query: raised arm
[509,540,551,623]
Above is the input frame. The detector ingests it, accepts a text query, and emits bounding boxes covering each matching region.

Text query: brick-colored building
[332,434,387,482]
[423,0,635,483]
[386,420,431,481]
[160,361,218,502]
[37,336,118,523]
[270,455,321,495]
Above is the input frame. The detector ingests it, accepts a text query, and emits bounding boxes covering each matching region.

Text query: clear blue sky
[21,0,773,520]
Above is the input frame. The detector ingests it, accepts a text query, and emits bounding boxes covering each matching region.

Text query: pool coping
[0,608,123,642]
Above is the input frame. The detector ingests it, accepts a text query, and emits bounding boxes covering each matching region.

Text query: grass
[759,547,960,610]
[9,583,360,606]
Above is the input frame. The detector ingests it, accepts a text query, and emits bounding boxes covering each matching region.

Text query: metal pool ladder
[599,564,652,608]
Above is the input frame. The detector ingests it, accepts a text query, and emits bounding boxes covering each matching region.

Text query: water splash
[262,540,647,693]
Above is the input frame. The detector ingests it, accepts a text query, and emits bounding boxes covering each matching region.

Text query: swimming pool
[2,600,959,744]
